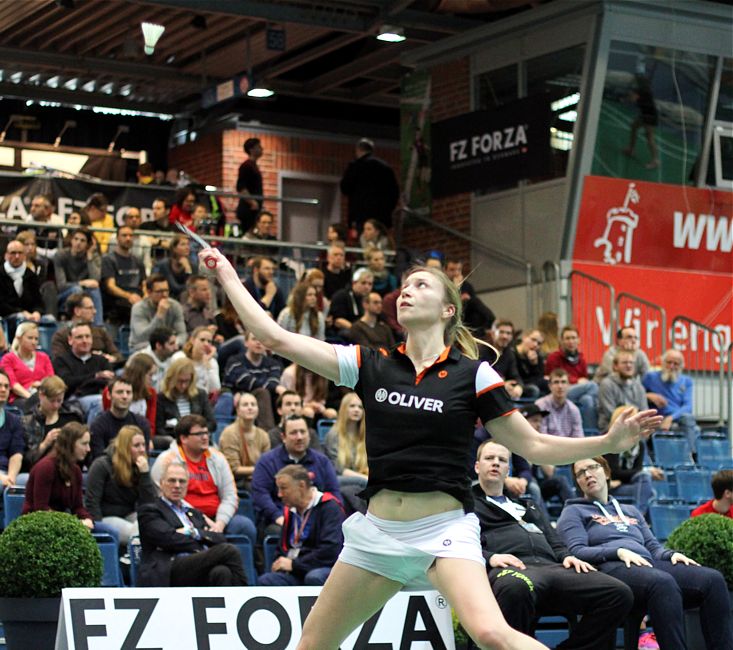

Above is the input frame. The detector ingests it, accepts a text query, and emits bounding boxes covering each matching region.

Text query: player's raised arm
[200,248,340,382]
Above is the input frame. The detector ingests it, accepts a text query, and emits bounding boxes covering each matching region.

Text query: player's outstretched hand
[198,247,237,281]
[605,408,663,453]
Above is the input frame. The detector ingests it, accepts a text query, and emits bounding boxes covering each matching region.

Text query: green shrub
[0,511,103,598]
[667,514,733,588]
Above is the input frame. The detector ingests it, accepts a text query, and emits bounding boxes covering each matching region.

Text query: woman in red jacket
[0,321,54,405]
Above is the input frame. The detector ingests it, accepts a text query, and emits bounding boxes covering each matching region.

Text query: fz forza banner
[56,587,455,650]
[430,96,552,198]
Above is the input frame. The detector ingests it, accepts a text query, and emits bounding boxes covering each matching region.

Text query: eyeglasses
[574,463,603,480]
[186,430,209,437]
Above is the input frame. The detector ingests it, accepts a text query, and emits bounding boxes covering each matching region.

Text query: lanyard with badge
[594,497,632,533]
[287,508,313,559]
[486,496,543,534]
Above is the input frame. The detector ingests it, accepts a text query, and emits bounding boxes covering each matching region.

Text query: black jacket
[155,391,216,437]
[339,153,399,229]
[137,497,228,587]
[21,401,83,471]
[53,351,111,397]
[0,266,43,316]
[472,483,571,566]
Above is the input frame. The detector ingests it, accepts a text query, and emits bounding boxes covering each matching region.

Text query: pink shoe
[638,631,659,649]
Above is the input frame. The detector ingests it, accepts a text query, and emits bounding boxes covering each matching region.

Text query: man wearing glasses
[151,415,256,548]
[129,275,187,352]
[594,326,650,383]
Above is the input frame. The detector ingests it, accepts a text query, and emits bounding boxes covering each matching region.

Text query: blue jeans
[225,514,256,548]
[214,391,234,420]
[600,558,733,650]
[568,381,599,431]
[58,285,104,326]
[79,394,103,424]
[257,566,332,586]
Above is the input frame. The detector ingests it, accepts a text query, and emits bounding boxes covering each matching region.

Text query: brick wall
[402,57,472,264]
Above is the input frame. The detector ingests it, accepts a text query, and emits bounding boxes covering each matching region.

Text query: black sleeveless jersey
[336,343,516,512]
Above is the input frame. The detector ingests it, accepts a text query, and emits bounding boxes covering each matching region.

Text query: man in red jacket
[544,326,598,431]
[691,470,733,519]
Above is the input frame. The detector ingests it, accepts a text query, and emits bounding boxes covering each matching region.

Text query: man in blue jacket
[258,464,344,586]
[251,414,341,537]
[474,440,632,650]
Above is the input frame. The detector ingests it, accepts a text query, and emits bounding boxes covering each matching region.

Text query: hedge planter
[0,597,60,650]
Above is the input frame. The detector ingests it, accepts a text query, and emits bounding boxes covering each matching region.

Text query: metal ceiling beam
[0,47,216,89]
[260,33,365,79]
[0,82,180,115]
[139,0,374,32]
[271,78,398,108]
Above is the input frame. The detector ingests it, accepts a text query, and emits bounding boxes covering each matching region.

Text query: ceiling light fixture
[376,25,405,43]
[141,22,165,55]
[247,85,275,99]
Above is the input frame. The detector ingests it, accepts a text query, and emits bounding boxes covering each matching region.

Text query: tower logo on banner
[593,182,640,265]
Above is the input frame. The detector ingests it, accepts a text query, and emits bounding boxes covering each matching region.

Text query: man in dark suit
[137,461,247,587]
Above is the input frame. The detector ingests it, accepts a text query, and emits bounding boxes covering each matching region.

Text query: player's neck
[404,328,445,363]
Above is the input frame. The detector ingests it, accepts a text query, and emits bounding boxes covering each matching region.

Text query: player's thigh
[297,560,403,650]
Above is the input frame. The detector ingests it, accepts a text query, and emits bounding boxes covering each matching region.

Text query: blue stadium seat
[237,490,255,524]
[225,534,257,586]
[317,419,335,442]
[652,435,692,468]
[212,416,234,447]
[674,466,712,502]
[93,532,124,587]
[263,534,279,573]
[37,321,59,353]
[697,436,732,470]
[117,324,131,358]
[648,499,691,541]
[127,535,142,587]
[2,486,25,529]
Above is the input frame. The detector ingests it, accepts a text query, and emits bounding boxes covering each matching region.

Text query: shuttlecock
[141,22,165,55]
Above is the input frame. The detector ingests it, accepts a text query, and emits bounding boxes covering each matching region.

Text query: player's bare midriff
[368,489,462,521]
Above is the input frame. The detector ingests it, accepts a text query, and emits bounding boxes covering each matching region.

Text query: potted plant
[0,511,103,650]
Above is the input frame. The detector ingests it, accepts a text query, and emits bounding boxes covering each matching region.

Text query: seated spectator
[53,321,115,422]
[172,326,220,396]
[138,460,247,587]
[182,275,216,333]
[150,415,256,546]
[348,292,395,349]
[101,225,145,325]
[167,187,196,229]
[594,326,650,383]
[54,228,104,322]
[364,248,397,297]
[16,230,56,317]
[559,457,733,650]
[129,275,187,352]
[243,211,278,258]
[302,268,327,314]
[251,414,341,535]
[223,331,283,430]
[481,320,523,399]
[277,282,325,340]
[327,268,373,338]
[266,390,321,452]
[50,293,122,366]
[598,350,649,432]
[258,465,344,587]
[474,440,633,649]
[85,192,114,253]
[102,354,161,442]
[604,406,663,518]
[244,257,285,320]
[0,371,23,488]
[537,311,560,356]
[22,422,118,542]
[152,233,192,301]
[380,271,404,342]
[691,469,733,518]
[156,358,216,437]
[215,295,246,344]
[0,240,53,340]
[26,193,63,257]
[324,392,368,490]
[444,257,495,337]
[0,322,54,406]
[90,376,151,459]
[85,425,156,546]
[280,363,337,421]
[132,325,179,390]
[219,392,270,490]
[358,218,392,251]
[514,328,547,397]
[544,326,599,431]
[21,376,82,473]
[535,369,583,439]
[322,243,351,301]
[139,197,172,270]
[643,348,699,457]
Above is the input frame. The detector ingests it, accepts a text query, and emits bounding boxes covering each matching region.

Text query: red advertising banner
[571,176,732,366]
